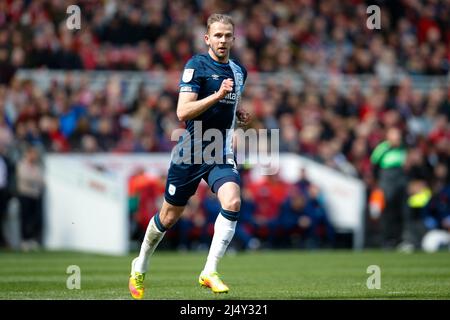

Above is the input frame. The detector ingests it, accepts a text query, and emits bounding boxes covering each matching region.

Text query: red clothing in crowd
[247,175,290,222]
[128,172,165,230]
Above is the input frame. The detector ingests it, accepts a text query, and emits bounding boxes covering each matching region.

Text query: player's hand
[217,78,234,99]
[236,107,252,127]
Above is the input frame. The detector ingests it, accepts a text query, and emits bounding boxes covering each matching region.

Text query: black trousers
[379,170,410,247]
[18,195,43,243]
[0,189,9,245]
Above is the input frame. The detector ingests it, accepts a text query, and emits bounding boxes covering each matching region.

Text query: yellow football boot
[129,258,145,300]
[199,271,229,294]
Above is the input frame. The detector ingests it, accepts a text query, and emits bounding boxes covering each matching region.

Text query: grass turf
[0,249,449,300]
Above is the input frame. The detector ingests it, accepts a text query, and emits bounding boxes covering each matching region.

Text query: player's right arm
[176,78,233,121]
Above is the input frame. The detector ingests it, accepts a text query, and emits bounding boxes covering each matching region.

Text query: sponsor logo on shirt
[180,86,193,92]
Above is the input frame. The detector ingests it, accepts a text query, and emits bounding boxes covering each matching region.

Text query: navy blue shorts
[164,162,241,207]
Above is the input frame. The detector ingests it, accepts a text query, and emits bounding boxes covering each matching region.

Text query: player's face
[205,22,234,63]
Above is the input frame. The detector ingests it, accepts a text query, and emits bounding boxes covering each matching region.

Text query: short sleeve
[179,57,202,93]
[242,67,248,84]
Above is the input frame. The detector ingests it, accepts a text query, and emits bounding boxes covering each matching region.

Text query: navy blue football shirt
[175,53,247,164]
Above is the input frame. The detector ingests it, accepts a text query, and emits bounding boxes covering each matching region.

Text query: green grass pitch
[0,250,449,300]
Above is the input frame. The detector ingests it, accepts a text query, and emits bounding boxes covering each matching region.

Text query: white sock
[203,213,237,274]
[134,216,166,273]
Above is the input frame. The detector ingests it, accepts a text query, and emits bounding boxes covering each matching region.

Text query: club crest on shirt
[182,68,195,83]
[168,184,176,196]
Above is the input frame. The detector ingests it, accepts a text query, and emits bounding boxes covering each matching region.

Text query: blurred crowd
[0,0,449,251]
[0,0,448,77]
[129,167,336,251]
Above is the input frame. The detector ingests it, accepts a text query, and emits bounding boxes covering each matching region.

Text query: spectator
[234,187,260,250]
[278,187,310,248]
[279,183,335,249]
[174,194,206,251]
[304,184,336,248]
[0,143,13,247]
[16,145,44,251]
[128,168,165,238]
[247,173,290,247]
[422,164,450,233]
[370,127,410,249]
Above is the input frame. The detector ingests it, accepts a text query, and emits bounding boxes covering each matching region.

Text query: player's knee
[222,197,241,212]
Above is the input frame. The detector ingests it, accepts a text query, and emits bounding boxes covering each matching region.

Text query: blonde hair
[206,14,234,33]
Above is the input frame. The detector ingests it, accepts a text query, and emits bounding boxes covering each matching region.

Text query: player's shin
[203,209,238,274]
[134,213,167,273]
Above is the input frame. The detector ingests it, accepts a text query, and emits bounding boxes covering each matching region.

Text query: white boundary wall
[44,155,128,255]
